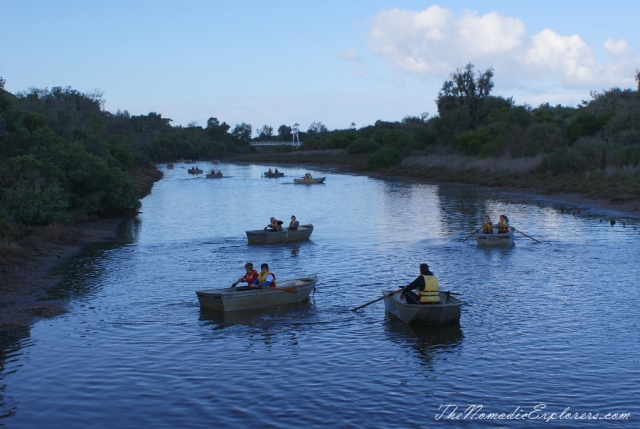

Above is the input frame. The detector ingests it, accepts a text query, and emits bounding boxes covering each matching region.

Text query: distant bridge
[250,141,303,146]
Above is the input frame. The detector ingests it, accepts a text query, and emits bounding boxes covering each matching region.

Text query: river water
[1,162,639,428]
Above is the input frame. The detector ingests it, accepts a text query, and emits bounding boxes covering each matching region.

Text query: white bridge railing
[250,141,303,146]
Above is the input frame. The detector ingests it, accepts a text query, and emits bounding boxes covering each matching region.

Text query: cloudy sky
[2,1,639,134]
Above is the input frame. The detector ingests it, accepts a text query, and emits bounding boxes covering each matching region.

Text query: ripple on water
[1,164,639,428]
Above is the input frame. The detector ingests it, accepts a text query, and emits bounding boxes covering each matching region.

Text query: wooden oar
[462,226,482,242]
[512,227,541,243]
[352,289,402,311]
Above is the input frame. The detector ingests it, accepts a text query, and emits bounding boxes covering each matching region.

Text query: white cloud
[368,6,639,92]
[338,48,364,76]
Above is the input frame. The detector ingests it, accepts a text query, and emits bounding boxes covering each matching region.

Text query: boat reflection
[383,314,464,367]
[198,300,315,329]
[290,244,300,258]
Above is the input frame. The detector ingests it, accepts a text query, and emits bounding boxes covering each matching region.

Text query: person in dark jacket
[400,263,440,304]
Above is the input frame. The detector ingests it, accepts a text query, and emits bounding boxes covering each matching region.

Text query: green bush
[329,131,355,149]
[345,138,380,154]
[108,143,132,168]
[367,146,403,170]
[537,148,585,176]
[0,183,69,224]
[455,129,493,156]
[381,130,413,154]
[478,138,504,158]
[564,112,611,142]
[615,146,640,167]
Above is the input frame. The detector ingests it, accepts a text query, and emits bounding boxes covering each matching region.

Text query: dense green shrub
[478,138,504,158]
[345,138,380,154]
[329,130,356,149]
[367,146,403,170]
[537,148,585,176]
[455,129,493,156]
[0,183,69,224]
[381,130,413,154]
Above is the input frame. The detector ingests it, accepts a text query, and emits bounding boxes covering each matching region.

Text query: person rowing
[251,263,276,289]
[264,217,283,232]
[399,263,440,304]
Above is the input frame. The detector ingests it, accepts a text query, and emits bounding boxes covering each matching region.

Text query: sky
[2,1,640,135]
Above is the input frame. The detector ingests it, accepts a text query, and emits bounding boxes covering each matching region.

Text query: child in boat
[251,263,276,289]
[289,215,299,230]
[264,217,283,232]
[497,215,510,234]
[237,263,258,287]
[482,215,493,234]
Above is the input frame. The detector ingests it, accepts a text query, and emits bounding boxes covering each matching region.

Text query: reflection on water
[198,301,316,329]
[384,315,464,368]
[1,162,639,428]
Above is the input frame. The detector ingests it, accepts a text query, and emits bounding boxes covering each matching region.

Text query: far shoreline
[229,155,640,219]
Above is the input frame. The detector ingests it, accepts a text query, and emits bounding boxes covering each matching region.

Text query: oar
[231,281,239,290]
[462,226,482,242]
[352,289,402,311]
[512,227,541,243]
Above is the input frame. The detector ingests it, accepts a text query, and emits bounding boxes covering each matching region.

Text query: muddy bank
[0,165,162,333]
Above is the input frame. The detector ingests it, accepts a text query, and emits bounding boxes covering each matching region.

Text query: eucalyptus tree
[231,122,252,141]
[436,63,494,128]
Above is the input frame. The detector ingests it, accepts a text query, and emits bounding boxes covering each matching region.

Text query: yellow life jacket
[418,275,440,303]
[271,221,282,231]
[497,221,509,233]
[482,223,493,233]
[257,271,276,287]
[289,220,299,230]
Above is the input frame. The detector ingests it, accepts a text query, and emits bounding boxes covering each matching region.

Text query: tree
[436,63,494,127]
[277,124,292,141]
[256,125,274,140]
[131,112,172,137]
[307,121,328,136]
[636,68,640,92]
[231,122,252,141]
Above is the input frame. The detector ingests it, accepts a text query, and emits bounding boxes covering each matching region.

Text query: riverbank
[0,165,163,334]
[228,149,640,218]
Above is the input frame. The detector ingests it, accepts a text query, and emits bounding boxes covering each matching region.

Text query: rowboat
[245,224,313,244]
[474,230,514,246]
[196,275,317,311]
[206,171,223,178]
[264,171,284,178]
[188,168,203,174]
[383,290,462,325]
[293,177,325,184]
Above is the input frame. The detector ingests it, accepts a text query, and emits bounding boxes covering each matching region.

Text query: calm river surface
[1,162,639,428]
